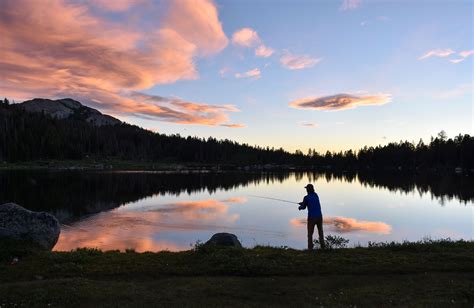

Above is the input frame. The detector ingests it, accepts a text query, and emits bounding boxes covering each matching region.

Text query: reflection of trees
[0,171,292,221]
[0,170,471,222]
[357,171,473,205]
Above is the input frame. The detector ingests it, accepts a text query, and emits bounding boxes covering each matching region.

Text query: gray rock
[0,203,60,250]
[205,233,242,248]
[19,98,121,127]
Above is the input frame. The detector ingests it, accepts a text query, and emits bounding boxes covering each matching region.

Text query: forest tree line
[0,99,473,171]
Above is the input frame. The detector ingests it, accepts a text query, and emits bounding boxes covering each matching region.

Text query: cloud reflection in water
[54,197,245,252]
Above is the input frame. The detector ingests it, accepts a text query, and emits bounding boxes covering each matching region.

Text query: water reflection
[0,170,471,224]
[0,170,471,251]
[54,197,246,252]
[290,217,392,234]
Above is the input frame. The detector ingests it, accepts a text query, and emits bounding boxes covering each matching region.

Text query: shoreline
[1,239,473,306]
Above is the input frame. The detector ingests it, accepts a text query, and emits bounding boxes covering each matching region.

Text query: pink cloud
[459,50,474,58]
[290,93,391,111]
[220,123,246,128]
[255,45,274,58]
[280,51,321,70]
[232,28,260,47]
[340,0,362,11]
[0,0,236,126]
[418,49,455,60]
[235,68,261,79]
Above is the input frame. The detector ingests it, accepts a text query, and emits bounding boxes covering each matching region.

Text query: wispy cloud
[280,51,321,70]
[255,45,274,58]
[290,216,392,234]
[0,0,235,126]
[419,48,473,64]
[289,93,391,111]
[219,67,231,77]
[450,50,474,63]
[300,122,318,128]
[340,0,361,11]
[128,92,242,126]
[220,123,246,128]
[418,49,455,60]
[235,68,261,79]
[459,50,474,58]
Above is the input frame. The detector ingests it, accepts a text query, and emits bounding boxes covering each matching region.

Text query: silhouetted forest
[1,99,473,172]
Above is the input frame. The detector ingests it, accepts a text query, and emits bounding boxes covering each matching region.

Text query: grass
[0,239,473,307]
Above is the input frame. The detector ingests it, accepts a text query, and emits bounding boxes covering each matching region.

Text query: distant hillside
[0,97,472,172]
[0,98,303,165]
[19,98,121,127]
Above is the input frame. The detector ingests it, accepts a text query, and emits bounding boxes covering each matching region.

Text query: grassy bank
[0,240,473,306]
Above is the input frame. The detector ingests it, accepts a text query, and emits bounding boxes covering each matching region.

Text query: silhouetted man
[298,184,325,250]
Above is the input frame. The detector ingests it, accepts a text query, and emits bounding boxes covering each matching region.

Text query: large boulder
[0,203,60,250]
[205,233,242,248]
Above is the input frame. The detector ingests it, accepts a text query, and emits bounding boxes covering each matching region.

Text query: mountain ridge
[19,98,121,127]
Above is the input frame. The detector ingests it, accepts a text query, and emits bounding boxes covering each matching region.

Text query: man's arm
[298,196,307,210]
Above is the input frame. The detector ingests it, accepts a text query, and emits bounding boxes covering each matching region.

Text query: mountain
[19,98,121,127]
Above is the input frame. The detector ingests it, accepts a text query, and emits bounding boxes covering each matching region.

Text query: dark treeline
[1,99,473,171]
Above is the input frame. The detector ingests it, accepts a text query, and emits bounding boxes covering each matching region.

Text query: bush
[314,235,349,249]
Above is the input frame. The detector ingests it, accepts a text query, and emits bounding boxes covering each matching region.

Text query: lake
[0,170,472,251]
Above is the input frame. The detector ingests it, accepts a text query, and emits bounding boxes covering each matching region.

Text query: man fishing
[298,184,325,251]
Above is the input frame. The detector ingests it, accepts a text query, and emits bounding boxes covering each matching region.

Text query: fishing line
[248,195,299,205]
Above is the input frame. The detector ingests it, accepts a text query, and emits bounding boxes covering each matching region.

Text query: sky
[0,0,472,153]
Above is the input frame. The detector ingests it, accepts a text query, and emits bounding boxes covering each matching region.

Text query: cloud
[449,58,465,64]
[235,68,261,79]
[450,50,474,63]
[340,0,361,11]
[289,93,391,111]
[129,92,240,126]
[232,28,260,47]
[0,0,235,126]
[280,51,321,70]
[232,27,274,59]
[459,50,474,58]
[418,49,455,60]
[219,67,231,77]
[255,45,274,58]
[220,123,246,128]
[300,122,318,128]
[290,216,392,234]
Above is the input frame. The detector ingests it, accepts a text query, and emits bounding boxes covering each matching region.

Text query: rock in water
[205,233,242,248]
[0,203,60,250]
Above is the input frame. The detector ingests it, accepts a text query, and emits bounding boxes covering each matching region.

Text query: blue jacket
[300,192,322,218]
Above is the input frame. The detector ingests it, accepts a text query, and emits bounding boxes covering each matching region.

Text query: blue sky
[1,0,473,152]
[138,0,473,152]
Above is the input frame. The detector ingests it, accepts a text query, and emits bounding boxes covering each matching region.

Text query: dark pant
[307,216,325,250]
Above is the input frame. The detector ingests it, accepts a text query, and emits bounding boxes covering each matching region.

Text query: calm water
[0,170,472,251]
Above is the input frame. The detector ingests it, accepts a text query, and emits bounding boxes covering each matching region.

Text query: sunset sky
[1,0,472,152]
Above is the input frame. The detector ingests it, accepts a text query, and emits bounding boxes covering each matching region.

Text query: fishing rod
[248,195,299,205]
